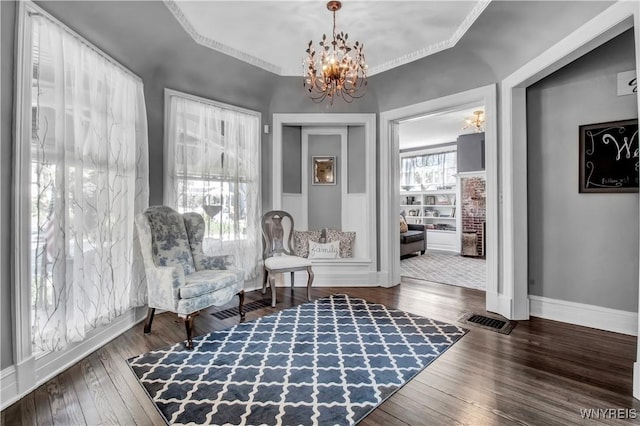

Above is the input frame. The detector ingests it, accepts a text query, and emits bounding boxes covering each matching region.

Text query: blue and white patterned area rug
[128,294,468,425]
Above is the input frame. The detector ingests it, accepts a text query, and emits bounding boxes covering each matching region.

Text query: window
[18,4,149,354]
[400,150,457,190]
[165,90,261,279]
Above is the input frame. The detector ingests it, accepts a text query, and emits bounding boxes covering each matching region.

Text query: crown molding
[367,0,491,76]
[165,0,491,77]
[163,0,282,75]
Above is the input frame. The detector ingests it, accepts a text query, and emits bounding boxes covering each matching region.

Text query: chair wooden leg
[290,271,295,294]
[306,266,314,302]
[269,272,277,307]
[238,290,246,320]
[183,313,198,350]
[143,308,155,334]
[262,267,268,294]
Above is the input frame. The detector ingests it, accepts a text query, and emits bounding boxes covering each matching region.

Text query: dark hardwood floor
[3,278,640,425]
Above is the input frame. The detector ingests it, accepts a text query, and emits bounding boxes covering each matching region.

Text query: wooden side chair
[261,210,314,307]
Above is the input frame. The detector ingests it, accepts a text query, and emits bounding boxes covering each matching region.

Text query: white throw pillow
[308,240,340,259]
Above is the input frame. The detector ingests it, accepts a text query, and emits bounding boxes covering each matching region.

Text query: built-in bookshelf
[400,189,459,252]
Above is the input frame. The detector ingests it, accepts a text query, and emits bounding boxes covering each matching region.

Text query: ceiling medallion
[303,1,367,104]
[463,110,485,132]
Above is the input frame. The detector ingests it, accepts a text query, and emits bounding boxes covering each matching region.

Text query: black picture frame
[579,119,639,193]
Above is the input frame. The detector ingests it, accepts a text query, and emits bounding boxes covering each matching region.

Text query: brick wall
[460,176,486,256]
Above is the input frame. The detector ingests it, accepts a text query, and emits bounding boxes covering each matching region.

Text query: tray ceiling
[165,1,491,76]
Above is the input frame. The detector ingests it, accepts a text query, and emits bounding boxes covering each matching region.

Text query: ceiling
[399,106,485,150]
[165,0,491,76]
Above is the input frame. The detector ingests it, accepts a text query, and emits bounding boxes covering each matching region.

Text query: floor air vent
[211,299,272,320]
[458,312,517,335]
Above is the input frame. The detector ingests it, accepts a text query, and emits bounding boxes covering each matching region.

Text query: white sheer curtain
[30,15,149,353]
[165,93,261,280]
[401,151,457,189]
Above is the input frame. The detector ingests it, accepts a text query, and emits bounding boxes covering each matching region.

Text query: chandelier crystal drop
[462,110,485,132]
[304,1,367,104]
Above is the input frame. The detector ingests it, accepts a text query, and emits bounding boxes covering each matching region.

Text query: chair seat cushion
[400,230,424,244]
[180,269,244,299]
[265,255,312,270]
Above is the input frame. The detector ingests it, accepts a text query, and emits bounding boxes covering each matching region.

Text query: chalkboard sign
[579,119,639,193]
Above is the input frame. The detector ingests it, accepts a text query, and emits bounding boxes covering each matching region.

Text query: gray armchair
[400,211,427,257]
[136,206,245,349]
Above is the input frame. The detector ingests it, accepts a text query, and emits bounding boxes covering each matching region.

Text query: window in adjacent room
[400,149,457,190]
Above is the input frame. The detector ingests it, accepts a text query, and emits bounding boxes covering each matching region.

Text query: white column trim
[13,0,36,369]
[301,130,310,229]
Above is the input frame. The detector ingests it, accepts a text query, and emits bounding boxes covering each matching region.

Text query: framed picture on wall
[579,119,639,193]
[312,156,336,185]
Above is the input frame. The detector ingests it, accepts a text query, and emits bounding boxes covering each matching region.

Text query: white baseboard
[486,292,515,319]
[1,366,17,409]
[278,271,379,287]
[529,295,637,336]
[1,306,147,411]
[376,271,395,288]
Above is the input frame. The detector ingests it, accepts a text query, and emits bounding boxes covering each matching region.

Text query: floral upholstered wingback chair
[136,206,245,349]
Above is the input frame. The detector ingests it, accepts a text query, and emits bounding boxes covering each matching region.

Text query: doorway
[379,84,498,310]
[398,106,487,291]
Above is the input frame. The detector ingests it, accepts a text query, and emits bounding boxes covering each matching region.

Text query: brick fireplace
[460,174,486,257]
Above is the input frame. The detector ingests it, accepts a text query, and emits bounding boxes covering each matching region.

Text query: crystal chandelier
[304,1,367,104]
[463,110,485,132]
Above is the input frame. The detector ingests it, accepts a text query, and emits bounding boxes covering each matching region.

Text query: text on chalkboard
[579,119,639,193]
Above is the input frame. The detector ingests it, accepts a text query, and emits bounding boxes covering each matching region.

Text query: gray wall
[347,126,367,194]
[282,126,302,194]
[527,29,638,311]
[1,0,16,370]
[308,135,342,230]
[269,77,379,115]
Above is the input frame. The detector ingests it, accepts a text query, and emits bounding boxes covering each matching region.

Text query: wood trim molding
[529,295,637,336]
